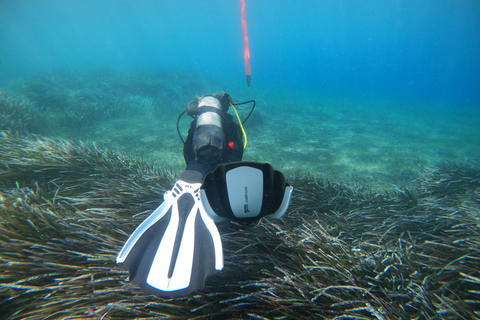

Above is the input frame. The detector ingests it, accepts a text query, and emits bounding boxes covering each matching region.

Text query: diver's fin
[116,170,223,298]
[201,161,293,222]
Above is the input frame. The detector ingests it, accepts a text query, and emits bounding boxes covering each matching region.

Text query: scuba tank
[192,96,225,164]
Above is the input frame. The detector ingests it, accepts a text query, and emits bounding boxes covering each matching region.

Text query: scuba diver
[116,92,293,298]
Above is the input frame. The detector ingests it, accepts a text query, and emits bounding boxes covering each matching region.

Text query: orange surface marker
[240,0,251,87]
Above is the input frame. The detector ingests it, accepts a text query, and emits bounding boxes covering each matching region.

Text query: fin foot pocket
[201,162,293,222]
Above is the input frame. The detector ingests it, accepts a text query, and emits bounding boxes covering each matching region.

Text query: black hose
[176,110,187,144]
[233,100,256,124]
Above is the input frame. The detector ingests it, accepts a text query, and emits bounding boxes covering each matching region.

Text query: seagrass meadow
[1,71,480,319]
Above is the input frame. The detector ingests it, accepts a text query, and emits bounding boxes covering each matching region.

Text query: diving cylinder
[193,96,225,164]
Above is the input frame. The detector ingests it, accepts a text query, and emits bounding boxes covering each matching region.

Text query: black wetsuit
[183,113,244,178]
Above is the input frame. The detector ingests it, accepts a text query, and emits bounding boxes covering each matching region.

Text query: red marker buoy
[240,0,251,87]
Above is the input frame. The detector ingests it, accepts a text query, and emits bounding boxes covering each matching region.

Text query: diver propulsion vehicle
[116,162,293,297]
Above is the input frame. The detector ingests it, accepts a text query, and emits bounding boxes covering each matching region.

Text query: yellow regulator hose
[230,103,247,149]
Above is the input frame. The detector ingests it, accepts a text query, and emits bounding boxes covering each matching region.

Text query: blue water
[1,0,479,106]
[1,0,479,188]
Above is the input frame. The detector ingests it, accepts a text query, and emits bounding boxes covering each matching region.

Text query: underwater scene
[1,0,479,319]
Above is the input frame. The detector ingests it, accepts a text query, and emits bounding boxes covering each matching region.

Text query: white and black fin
[116,170,223,298]
[200,162,293,222]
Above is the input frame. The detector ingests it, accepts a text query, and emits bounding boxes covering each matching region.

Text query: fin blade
[147,195,197,292]
[116,198,172,264]
[199,203,223,271]
[116,179,223,298]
